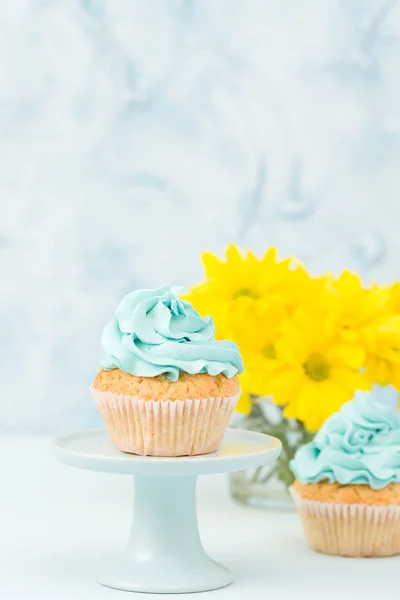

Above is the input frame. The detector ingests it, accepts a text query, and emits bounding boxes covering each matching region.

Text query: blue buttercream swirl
[290,391,400,490]
[101,285,244,381]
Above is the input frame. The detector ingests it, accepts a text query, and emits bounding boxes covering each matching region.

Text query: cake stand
[53,428,281,594]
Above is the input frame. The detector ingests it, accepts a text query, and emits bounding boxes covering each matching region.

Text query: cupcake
[290,390,400,557]
[91,286,244,457]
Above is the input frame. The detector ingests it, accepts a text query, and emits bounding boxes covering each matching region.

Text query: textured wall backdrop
[2,0,400,430]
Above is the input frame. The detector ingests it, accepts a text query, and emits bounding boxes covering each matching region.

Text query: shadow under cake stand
[53,428,281,594]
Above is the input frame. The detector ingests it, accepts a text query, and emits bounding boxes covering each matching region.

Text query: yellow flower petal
[328,342,365,370]
[330,367,369,392]
[297,381,351,432]
[225,243,243,266]
[374,359,391,385]
[283,403,298,419]
[262,246,277,263]
[235,390,252,415]
[201,251,222,280]
[268,369,304,406]
[340,328,359,342]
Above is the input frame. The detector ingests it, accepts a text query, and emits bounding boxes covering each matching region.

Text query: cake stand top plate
[53,428,281,477]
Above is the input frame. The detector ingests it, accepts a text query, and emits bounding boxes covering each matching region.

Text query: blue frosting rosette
[101,285,244,381]
[290,390,400,490]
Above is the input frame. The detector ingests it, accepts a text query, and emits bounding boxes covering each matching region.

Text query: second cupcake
[290,390,400,557]
[91,286,244,457]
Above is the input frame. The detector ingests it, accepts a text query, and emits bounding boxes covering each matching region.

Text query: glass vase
[229,400,313,509]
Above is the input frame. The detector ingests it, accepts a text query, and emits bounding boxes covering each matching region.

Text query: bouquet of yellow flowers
[183,245,400,494]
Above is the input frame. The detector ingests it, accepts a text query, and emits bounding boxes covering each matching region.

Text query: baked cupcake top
[290,391,400,490]
[101,285,244,382]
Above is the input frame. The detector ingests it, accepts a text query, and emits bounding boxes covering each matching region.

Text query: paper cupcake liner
[290,486,400,557]
[90,386,240,457]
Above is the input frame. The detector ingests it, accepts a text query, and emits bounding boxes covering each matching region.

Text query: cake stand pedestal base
[53,428,281,594]
[99,476,231,593]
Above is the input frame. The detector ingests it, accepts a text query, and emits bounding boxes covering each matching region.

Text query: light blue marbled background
[1,1,400,431]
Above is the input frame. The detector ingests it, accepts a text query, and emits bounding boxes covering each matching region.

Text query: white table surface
[1,434,399,600]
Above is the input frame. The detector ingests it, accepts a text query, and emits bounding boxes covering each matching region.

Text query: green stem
[276,455,295,487]
[259,469,276,485]
[275,428,295,487]
[279,430,292,460]
[250,466,264,484]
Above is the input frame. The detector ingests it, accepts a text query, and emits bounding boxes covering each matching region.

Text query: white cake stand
[53,428,281,594]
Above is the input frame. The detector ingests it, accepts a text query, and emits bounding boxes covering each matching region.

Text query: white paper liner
[290,486,400,557]
[90,386,240,457]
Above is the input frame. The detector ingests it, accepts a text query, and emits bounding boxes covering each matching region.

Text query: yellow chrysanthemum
[326,271,390,343]
[183,244,315,337]
[364,315,400,387]
[266,310,369,432]
[286,267,334,315]
[226,296,285,401]
[182,244,396,428]
[184,244,300,310]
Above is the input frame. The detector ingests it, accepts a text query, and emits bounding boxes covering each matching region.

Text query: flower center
[263,343,277,359]
[232,287,259,300]
[304,354,330,382]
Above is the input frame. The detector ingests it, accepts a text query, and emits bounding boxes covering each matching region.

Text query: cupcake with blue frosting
[91,286,244,456]
[290,390,400,557]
